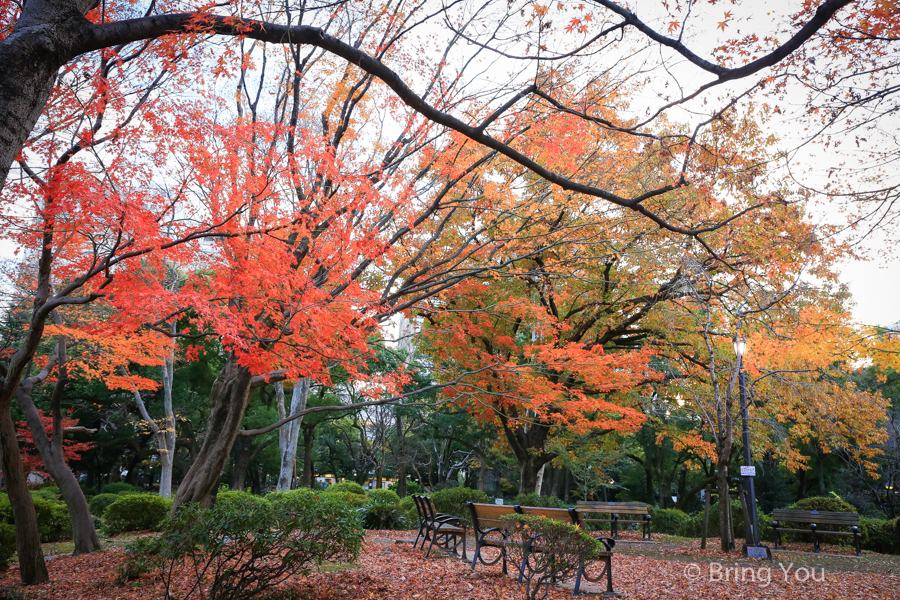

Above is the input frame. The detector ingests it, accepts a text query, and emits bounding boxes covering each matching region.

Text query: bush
[103,495,171,535]
[327,482,366,496]
[0,524,15,570]
[30,487,61,502]
[398,496,418,527]
[216,490,267,510]
[366,489,401,505]
[860,517,900,554]
[100,482,143,495]
[388,480,424,496]
[789,496,857,513]
[649,508,690,536]
[502,513,604,600]
[429,487,489,521]
[88,493,121,517]
[31,496,71,542]
[320,490,367,508]
[0,495,11,525]
[361,504,405,530]
[511,493,567,509]
[122,489,364,599]
[116,535,165,583]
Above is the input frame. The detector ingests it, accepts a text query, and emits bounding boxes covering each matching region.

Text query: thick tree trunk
[229,437,253,491]
[276,380,309,491]
[15,389,100,554]
[159,338,177,498]
[717,459,734,552]
[0,397,49,583]
[173,356,254,509]
[519,456,544,495]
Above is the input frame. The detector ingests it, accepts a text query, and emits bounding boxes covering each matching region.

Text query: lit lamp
[733,333,769,559]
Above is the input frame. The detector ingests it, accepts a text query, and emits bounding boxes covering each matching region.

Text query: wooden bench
[576,501,652,540]
[467,502,517,573]
[413,495,467,559]
[772,509,860,556]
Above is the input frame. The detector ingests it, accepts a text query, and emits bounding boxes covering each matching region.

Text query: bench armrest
[593,536,615,551]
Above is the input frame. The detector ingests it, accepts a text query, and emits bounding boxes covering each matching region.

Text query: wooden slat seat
[467,502,518,573]
[772,509,861,555]
[576,501,653,540]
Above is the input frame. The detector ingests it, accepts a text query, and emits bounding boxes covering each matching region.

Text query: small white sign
[740,466,756,477]
[495,498,504,505]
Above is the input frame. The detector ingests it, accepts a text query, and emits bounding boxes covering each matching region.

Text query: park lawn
[0,531,897,599]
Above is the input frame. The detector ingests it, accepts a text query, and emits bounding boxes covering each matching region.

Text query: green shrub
[398,496,418,527]
[122,489,364,599]
[789,496,856,513]
[502,513,604,600]
[0,524,15,570]
[31,496,71,542]
[429,487,489,521]
[319,490,367,508]
[361,504,405,530]
[649,507,690,535]
[366,489,401,505]
[116,535,165,583]
[30,487,61,502]
[327,482,366,496]
[216,490,268,510]
[103,495,171,535]
[88,493,121,517]
[100,482,143,495]
[511,493,567,509]
[0,495,11,525]
[860,517,899,554]
[388,480,424,496]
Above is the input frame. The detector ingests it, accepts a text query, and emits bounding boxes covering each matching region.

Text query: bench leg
[573,560,584,596]
[773,526,780,549]
[605,555,614,595]
[812,527,819,553]
[854,531,861,557]
[460,531,467,561]
[612,516,618,540]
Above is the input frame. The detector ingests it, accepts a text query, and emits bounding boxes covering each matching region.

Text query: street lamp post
[733,334,770,559]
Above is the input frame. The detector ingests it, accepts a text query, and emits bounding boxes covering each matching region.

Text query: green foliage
[361,504,405,530]
[398,496,418,527]
[103,495,171,535]
[860,517,900,554]
[429,487,489,521]
[30,487,61,502]
[366,489,401,505]
[215,490,267,510]
[0,495,11,525]
[100,482,143,495]
[88,493,121,517]
[649,508,690,535]
[0,524,15,570]
[123,489,364,599]
[116,535,165,583]
[319,491,367,508]
[327,482,365,496]
[501,513,604,600]
[30,496,71,542]
[789,496,857,513]
[388,480,424,495]
[511,493,567,509]
[0,586,25,600]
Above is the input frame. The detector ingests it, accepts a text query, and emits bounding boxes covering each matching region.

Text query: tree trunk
[534,463,547,495]
[717,464,734,551]
[276,380,309,491]
[159,334,177,499]
[394,413,407,498]
[519,456,544,494]
[0,396,49,583]
[229,437,252,491]
[15,388,100,554]
[173,355,254,509]
[302,425,315,488]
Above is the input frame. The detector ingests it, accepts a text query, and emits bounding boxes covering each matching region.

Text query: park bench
[468,502,617,596]
[576,501,652,540]
[412,495,468,559]
[771,509,861,556]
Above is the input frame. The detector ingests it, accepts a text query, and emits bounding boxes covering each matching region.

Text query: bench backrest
[773,509,859,526]
[576,501,650,515]
[468,502,518,531]
[515,505,578,524]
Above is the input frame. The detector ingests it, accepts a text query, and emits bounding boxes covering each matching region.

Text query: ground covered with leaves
[0,530,897,599]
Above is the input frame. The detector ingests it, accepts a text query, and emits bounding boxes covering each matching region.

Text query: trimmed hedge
[388,480,424,496]
[0,524,15,570]
[366,489,401,505]
[100,482,143,495]
[361,504,405,530]
[649,507,690,535]
[789,496,856,513]
[31,496,71,542]
[429,487,489,520]
[398,496,418,527]
[328,482,366,496]
[320,490,368,508]
[860,516,900,554]
[103,494,171,535]
[511,493,567,509]
[89,493,121,517]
